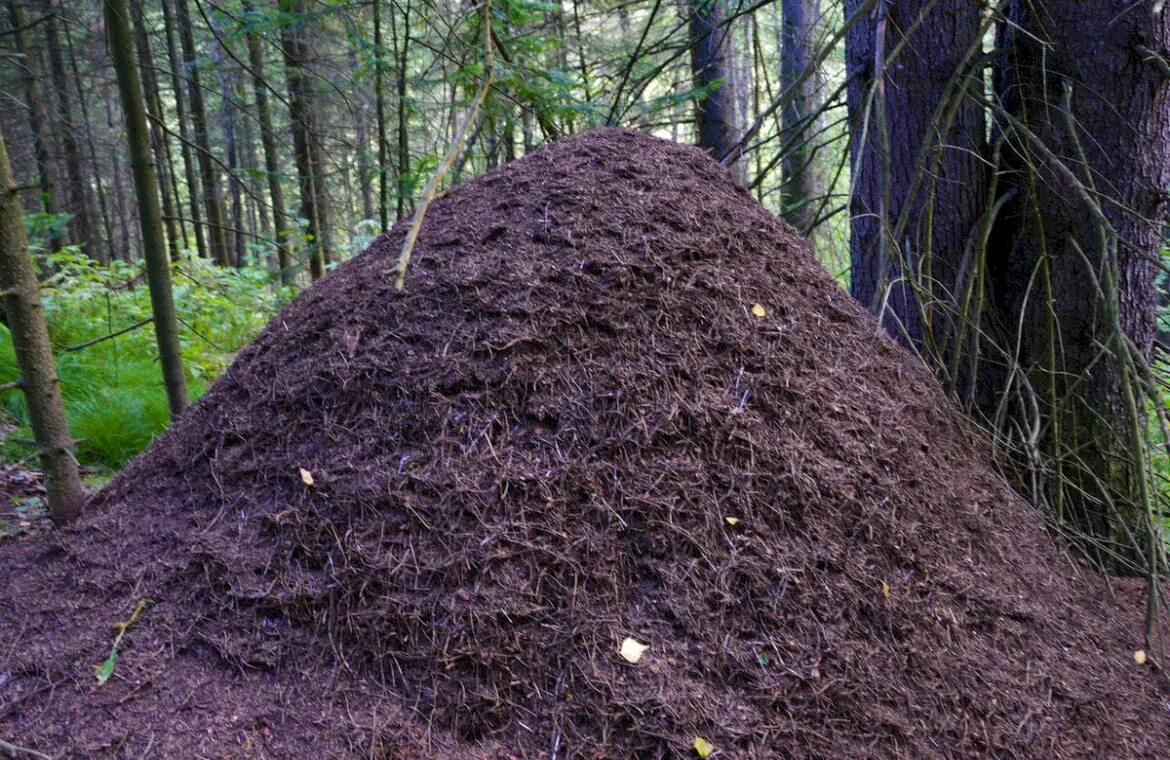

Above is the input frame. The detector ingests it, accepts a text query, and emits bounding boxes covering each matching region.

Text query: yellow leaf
[299,468,314,486]
[750,303,766,318]
[725,517,740,526]
[1134,649,1148,665]
[881,581,890,601]
[619,637,649,664]
[693,737,717,758]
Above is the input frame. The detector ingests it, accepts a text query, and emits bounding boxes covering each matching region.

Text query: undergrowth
[0,247,293,473]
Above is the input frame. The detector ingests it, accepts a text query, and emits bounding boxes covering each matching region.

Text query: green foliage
[0,251,292,472]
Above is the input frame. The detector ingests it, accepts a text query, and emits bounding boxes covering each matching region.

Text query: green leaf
[95,649,118,685]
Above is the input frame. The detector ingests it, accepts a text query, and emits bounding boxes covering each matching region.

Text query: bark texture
[0,130,85,523]
[689,0,736,159]
[103,0,189,418]
[844,0,988,343]
[986,0,1170,558]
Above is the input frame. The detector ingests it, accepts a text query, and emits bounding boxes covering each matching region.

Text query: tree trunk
[66,21,117,263]
[174,0,230,266]
[688,0,736,159]
[281,0,324,278]
[130,0,183,262]
[102,0,189,418]
[0,129,85,523]
[244,0,294,284]
[843,0,988,345]
[161,0,208,261]
[984,0,1170,565]
[44,0,99,258]
[373,0,389,229]
[393,0,411,219]
[8,0,59,246]
[779,0,820,233]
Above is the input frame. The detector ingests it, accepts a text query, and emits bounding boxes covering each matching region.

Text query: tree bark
[244,0,294,284]
[844,0,988,345]
[8,0,59,245]
[373,0,389,229]
[984,0,1170,563]
[130,0,183,262]
[161,0,208,261]
[280,0,330,278]
[0,128,85,523]
[102,0,189,418]
[44,0,99,258]
[174,0,230,266]
[688,0,736,159]
[779,0,820,233]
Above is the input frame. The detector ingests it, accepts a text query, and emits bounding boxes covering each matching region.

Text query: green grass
[0,249,293,473]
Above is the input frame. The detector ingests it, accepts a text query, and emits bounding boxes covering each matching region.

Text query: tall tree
[129,0,184,261]
[688,0,736,159]
[102,0,189,418]
[845,0,1170,567]
[984,1,1170,559]
[44,0,99,256]
[174,0,231,266]
[0,129,85,523]
[280,0,331,278]
[844,0,987,345]
[244,0,294,284]
[8,0,58,246]
[161,0,208,260]
[779,0,820,233]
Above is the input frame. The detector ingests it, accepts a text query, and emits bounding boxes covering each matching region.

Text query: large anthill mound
[2,129,1168,758]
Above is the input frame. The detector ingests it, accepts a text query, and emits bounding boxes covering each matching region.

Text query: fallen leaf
[619,637,649,664]
[693,737,717,758]
[881,581,890,600]
[299,468,314,486]
[95,650,118,685]
[751,303,766,318]
[725,516,740,526]
[1134,649,1148,665]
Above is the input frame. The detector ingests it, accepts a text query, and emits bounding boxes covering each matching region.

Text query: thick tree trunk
[985,1,1170,564]
[174,0,230,266]
[688,0,736,159]
[844,0,988,344]
[244,1,294,284]
[161,0,208,261]
[0,129,85,523]
[102,0,189,418]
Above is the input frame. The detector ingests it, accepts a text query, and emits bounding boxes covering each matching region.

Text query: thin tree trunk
[688,0,736,159]
[161,0,207,260]
[130,0,183,262]
[244,0,294,284]
[392,0,411,219]
[66,24,116,263]
[280,0,325,278]
[102,0,189,417]
[174,0,230,266]
[779,0,820,233]
[373,0,389,229]
[8,0,58,246]
[0,128,85,523]
[44,0,99,259]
